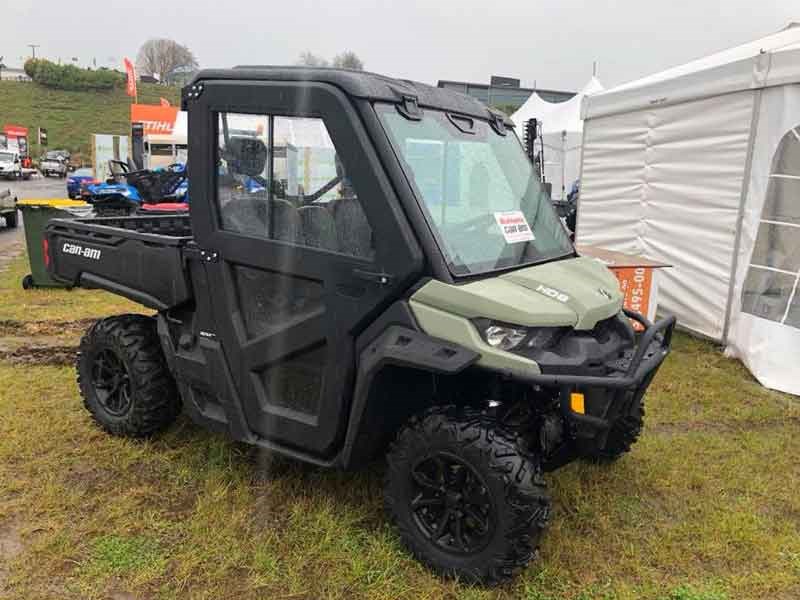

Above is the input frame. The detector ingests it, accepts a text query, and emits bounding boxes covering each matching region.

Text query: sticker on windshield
[494,211,535,244]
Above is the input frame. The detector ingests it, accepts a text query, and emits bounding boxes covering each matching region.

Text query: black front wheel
[385,406,550,585]
[77,315,180,437]
[588,401,645,462]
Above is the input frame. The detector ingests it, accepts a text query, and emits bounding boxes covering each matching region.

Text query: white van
[143,134,188,170]
[0,150,21,180]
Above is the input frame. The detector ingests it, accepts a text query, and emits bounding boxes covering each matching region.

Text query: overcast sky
[2,1,797,91]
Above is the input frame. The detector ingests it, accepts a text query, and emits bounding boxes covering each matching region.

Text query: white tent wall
[726,84,800,395]
[512,78,603,200]
[540,130,582,200]
[576,25,800,395]
[577,91,754,339]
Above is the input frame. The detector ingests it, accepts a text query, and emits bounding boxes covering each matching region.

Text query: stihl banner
[130,104,180,135]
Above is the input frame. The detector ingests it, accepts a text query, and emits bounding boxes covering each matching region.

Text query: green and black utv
[45,67,675,584]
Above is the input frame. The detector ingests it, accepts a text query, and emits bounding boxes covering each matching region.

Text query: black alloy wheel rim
[91,349,133,416]
[409,452,496,554]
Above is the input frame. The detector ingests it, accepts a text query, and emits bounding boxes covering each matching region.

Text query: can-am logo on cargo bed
[535,284,570,303]
[62,242,101,260]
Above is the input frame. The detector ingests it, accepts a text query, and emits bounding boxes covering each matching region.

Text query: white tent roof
[512,77,603,136]
[584,24,800,119]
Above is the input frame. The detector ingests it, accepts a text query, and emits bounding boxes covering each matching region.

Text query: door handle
[352,269,394,286]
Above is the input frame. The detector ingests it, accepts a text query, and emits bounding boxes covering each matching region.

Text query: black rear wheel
[77,315,180,437]
[385,406,550,585]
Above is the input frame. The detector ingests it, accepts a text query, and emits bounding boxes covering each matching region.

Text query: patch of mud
[0,344,77,366]
[649,415,800,435]
[0,318,95,338]
[0,518,23,589]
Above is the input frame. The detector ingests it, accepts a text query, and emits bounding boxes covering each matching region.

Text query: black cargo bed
[45,214,194,310]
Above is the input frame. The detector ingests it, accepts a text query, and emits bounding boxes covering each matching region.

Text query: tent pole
[722,88,763,345]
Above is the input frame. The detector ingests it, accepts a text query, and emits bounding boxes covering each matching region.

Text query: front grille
[520,313,636,376]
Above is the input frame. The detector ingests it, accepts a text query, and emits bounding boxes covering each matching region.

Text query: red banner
[130,104,179,135]
[123,58,137,98]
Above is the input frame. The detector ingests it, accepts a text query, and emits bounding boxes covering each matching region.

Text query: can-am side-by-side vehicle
[45,67,675,584]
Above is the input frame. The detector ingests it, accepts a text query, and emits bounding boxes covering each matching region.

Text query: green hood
[411,256,623,330]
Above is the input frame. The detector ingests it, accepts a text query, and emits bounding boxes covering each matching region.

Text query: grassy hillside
[0,81,181,164]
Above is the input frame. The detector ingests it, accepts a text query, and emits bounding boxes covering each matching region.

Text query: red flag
[123,58,137,98]
[160,97,171,107]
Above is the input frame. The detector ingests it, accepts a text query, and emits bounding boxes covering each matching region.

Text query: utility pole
[28,44,40,59]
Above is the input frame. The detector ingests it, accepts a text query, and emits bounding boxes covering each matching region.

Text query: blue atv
[85,160,188,215]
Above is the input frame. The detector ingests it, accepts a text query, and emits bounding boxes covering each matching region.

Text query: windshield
[0,152,14,163]
[377,105,573,276]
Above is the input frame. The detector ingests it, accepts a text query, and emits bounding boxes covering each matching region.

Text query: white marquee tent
[577,24,800,395]
[512,77,604,199]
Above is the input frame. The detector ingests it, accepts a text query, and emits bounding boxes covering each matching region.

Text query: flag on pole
[160,98,171,107]
[123,58,137,99]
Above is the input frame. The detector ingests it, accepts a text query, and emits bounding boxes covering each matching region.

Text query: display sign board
[130,104,180,135]
[578,245,671,331]
[91,134,129,182]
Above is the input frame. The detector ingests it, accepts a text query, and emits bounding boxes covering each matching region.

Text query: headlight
[477,321,528,351]
[475,320,569,353]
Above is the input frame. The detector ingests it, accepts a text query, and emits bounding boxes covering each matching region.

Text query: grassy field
[0,81,181,162]
[0,251,798,600]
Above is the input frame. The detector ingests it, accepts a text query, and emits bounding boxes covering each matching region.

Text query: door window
[740,126,800,328]
[216,112,375,260]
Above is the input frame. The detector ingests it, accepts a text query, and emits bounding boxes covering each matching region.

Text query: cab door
[188,80,422,457]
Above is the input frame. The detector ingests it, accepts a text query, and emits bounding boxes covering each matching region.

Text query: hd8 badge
[494,210,535,243]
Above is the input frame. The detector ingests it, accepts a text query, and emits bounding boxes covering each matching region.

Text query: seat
[220,189,270,237]
[332,197,373,259]
[298,205,338,252]
[268,198,302,244]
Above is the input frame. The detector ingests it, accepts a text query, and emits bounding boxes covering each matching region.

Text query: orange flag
[123,58,137,98]
[160,98,171,107]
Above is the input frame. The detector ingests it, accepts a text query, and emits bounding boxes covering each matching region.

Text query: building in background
[437,76,574,112]
[0,67,32,82]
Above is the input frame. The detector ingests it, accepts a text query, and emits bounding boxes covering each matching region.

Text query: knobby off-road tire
[77,314,180,437]
[384,405,551,585]
[591,401,645,462]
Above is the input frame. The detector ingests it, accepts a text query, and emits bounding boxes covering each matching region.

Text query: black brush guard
[513,310,676,461]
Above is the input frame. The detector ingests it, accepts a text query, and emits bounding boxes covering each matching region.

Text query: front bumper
[511,310,676,457]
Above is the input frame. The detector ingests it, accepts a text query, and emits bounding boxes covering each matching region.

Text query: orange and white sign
[577,244,671,332]
[130,104,180,135]
[612,267,654,331]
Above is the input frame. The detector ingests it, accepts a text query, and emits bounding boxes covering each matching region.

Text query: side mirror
[224,136,267,177]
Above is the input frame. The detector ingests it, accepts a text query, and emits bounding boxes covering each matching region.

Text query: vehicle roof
[189,66,513,124]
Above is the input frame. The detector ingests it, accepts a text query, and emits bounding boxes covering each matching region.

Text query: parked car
[66,168,97,199]
[0,150,22,180]
[0,189,18,228]
[40,151,70,178]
